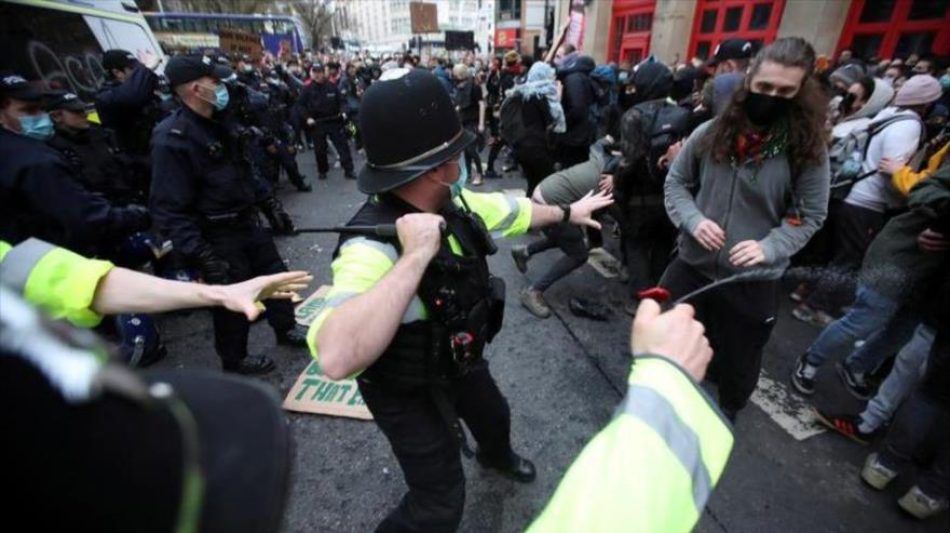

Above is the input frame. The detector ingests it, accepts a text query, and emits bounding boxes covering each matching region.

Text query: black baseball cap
[102,49,137,72]
[44,91,90,112]
[707,39,754,66]
[165,55,233,88]
[0,72,42,101]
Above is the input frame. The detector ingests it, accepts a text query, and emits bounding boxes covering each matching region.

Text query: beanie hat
[828,63,865,88]
[894,74,943,106]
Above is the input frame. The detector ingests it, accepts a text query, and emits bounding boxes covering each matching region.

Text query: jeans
[861,323,933,431]
[527,224,588,292]
[880,330,950,498]
[804,284,919,373]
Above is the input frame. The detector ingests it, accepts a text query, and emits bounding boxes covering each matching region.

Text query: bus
[0,0,165,101]
[143,12,309,57]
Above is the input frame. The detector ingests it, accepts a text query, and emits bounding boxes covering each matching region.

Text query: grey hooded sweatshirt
[664,120,830,280]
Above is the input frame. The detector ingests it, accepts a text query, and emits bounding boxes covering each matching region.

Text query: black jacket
[149,106,261,258]
[0,128,148,254]
[557,56,596,147]
[297,80,344,121]
[47,125,143,205]
[95,64,160,156]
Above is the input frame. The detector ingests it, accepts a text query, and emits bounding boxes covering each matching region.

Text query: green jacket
[0,238,114,327]
[528,356,734,532]
[860,163,950,300]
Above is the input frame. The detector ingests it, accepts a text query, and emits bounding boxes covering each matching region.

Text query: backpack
[632,100,691,183]
[499,93,551,146]
[829,113,923,201]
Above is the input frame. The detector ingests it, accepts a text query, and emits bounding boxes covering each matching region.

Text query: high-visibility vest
[0,238,114,328]
[527,356,735,533]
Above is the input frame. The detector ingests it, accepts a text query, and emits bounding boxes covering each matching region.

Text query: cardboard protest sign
[284,285,373,419]
[218,28,263,61]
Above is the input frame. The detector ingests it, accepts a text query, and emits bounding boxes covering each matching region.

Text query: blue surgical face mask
[446,153,468,199]
[19,112,54,141]
[212,83,230,111]
[940,74,950,92]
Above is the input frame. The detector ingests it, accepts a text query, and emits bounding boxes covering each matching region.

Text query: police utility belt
[340,195,506,389]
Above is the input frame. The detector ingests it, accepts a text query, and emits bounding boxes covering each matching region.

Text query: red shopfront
[687,0,785,60]
[608,0,655,65]
[836,0,950,60]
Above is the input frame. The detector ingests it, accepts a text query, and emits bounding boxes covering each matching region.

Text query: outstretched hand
[569,190,614,229]
[218,271,313,320]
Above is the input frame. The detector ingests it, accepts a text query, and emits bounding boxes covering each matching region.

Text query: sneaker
[484,169,501,179]
[836,361,873,400]
[898,485,950,520]
[789,283,809,303]
[812,408,877,445]
[471,174,484,186]
[510,245,530,273]
[790,354,817,395]
[791,303,835,328]
[861,452,898,490]
[520,288,551,319]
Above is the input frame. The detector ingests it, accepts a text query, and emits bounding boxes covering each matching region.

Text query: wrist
[197,283,227,307]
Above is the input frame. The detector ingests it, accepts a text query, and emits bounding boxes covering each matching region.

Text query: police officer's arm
[527,300,734,533]
[1,239,311,327]
[312,214,443,381]
[18,154,146,246]
[96,64,158,110]
[457,189,613,239]
[149,139,209,258]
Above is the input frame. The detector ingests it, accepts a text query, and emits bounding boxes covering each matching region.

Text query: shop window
[859,0,896,22]
[895,31,935,57]
[908,0,948,20]
[850,34,883,59]
[628,13,652,32]
[749,3,772,30]
[700,10,717,33]
[723,6,743,32]
[696,41,712,60]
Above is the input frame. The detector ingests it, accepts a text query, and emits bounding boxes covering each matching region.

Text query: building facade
[343,0,486,53]
[577,0,948,66]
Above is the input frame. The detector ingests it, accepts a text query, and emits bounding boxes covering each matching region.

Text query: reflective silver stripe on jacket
[0,238,56,293]
[617,383,713,512]
[490,195,522,239]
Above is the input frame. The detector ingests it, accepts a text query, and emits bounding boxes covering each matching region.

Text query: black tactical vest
[336,194,505,387]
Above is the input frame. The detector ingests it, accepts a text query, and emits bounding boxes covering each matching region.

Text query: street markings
[750,370,826,441]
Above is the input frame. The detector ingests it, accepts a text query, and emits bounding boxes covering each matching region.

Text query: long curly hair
[702,37,829,167]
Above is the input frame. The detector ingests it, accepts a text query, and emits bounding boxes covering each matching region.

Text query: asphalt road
[154,150,948,533]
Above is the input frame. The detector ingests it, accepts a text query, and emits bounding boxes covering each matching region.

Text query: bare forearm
[92,267,226,315]
[316,253,430,379]
[530,203,565,229]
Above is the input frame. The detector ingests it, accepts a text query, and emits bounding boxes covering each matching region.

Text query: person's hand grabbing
[631,299,712,382]
[397,213,445,265]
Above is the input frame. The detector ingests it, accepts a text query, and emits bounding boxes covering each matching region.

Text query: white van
[0,0,165,101]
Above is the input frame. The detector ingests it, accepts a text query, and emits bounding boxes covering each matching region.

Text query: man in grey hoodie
[661,38,831,421]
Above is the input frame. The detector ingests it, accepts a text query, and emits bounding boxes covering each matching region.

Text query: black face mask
[743,91,792,126]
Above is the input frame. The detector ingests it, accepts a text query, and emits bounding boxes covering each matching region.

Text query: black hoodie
[557,55,597,147]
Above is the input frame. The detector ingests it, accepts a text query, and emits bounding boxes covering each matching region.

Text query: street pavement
[154,150,949,532]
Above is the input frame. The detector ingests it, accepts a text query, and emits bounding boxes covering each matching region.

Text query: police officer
[307,68,613,532]
[46,91,145,207]
[0,72,149,255]
[95,49,162,159]
[149,55,309,375]
[298,62,355,180]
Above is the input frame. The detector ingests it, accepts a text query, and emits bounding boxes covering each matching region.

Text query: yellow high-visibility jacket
[0,238,114,328]
[528,355,735,533]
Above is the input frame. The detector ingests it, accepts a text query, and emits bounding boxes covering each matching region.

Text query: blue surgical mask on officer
[443,154,468,199]
[212,83,230,111]
[19,112,54,141]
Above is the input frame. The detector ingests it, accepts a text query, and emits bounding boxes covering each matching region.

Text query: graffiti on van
[26,40,107,98]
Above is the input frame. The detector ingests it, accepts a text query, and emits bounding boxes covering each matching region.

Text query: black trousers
[311,120,354,174]
[527,223,588,292]
[621,204,676,295]
[660,258,779,412]
[206,224,296,363]
[359,361,513,533]
[514,145,555,197]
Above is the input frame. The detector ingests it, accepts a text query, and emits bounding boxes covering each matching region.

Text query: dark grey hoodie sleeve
[664,122,711,234]
[759,152,830,264]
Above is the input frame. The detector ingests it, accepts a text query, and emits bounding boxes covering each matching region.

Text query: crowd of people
[2,21,950,531]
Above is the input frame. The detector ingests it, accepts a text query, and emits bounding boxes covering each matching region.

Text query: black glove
[259,195,296,236]
[195,248,230,284]
[117,204,151,233]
